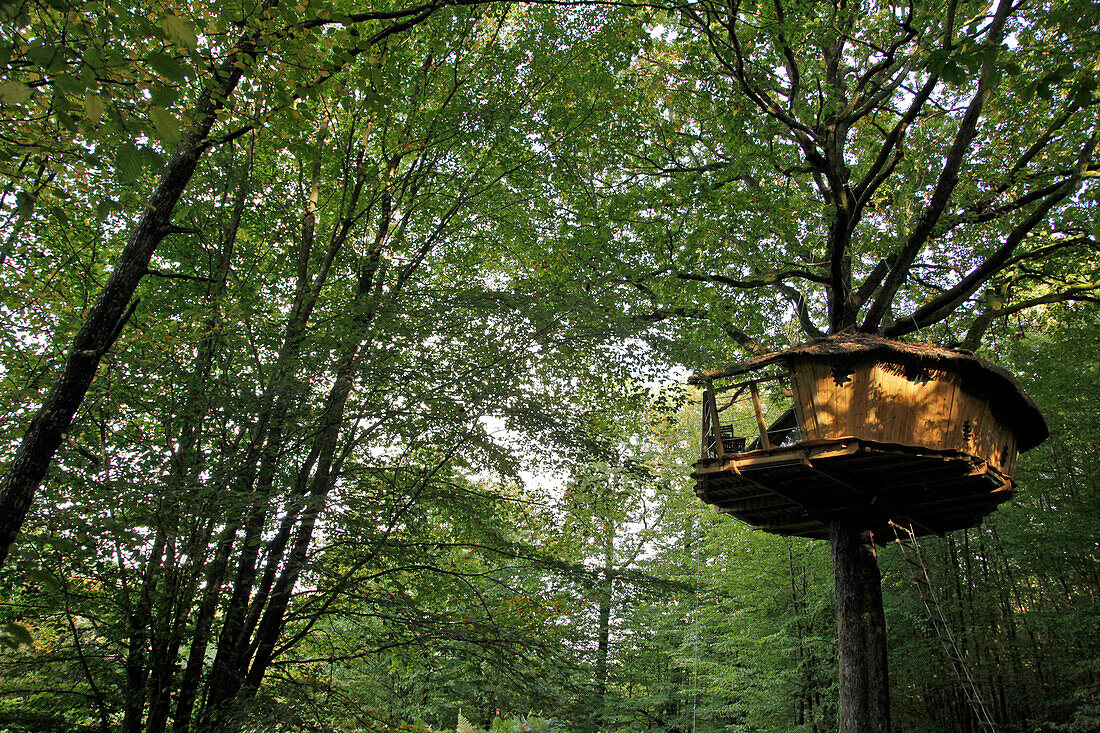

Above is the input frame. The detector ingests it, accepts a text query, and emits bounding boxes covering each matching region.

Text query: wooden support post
[749,381,772,450]
[707,389,726,459]
[701,389,710,459]
[830,517,891,733]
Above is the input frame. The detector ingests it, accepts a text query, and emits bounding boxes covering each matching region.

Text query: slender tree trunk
[829,518,890,733]
[592,522,615,730]
[0,11,265,570]
[201,142,411,730]
[172,519,243,733]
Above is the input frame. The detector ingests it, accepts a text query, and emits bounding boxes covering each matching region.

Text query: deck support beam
[830,517,891,733]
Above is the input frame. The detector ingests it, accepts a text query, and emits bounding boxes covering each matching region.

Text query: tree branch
[861,0,1011,332]
[961,283,1100,350]
[144,268,215,283]
[776,281,826,339]
[885,156,1092,338]
[676,269,829,288]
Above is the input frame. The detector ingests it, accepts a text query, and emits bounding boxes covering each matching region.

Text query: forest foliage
[0,0,1097,731]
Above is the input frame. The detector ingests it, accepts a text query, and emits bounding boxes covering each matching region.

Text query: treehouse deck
[692,439,1012,540]
[689,334,1047,540]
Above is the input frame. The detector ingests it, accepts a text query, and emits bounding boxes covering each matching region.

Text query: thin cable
[692,515,699,733]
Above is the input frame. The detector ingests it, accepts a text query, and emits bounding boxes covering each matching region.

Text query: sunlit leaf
[82,92,104,121]
[160,13,198,51]
[150,105,181,143]
[0,80,32,103]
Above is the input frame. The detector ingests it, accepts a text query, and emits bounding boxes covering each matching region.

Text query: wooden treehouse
[689,334,1048,540]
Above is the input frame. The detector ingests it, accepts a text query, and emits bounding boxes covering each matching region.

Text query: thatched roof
[688,333,1049,451]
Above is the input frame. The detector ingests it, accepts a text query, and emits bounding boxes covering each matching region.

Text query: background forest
[0,0,1097,731]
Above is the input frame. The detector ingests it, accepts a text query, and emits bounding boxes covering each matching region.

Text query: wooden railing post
[701,389,711,459]
[749,381,773,450]
[707,387,726,459]
[701,387,727,460]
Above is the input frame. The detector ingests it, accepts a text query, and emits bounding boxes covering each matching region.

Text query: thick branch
[885,179,1083,337]
[676,269,829,288]
[1001,235,1095,269]
[861,0,1012,332]
[777,282,826,339]
[961,283,1100,350]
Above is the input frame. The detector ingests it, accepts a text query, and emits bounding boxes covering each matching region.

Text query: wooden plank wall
[792,356,1019,474]
[792,363,821,439]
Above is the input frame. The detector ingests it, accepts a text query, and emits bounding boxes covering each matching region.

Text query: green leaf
[149,105,180,143]
[44,536,79,553]
[161,13,198,51]
[0,622,33,649]
[138,145,166,171]
[115,142,144,183]
[28,43,62,70]
[51,206,71,229]
[940,61,965,86]
[55,107,78,132]
[83,44,103,69]
[25,567,59,591]
[52,72,85,96]
[1070,78,1097,108]
[96,198,123,217]
[150,84,180,107]
[0,80,32,103]
[15,191,35,217]
[83,92,104,121]
[147,51,188,83]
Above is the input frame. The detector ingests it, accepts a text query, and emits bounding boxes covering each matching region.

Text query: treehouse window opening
[700,372,800,460]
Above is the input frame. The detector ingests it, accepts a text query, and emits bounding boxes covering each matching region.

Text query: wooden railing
[699,374,800,459]
[700,387,721,460]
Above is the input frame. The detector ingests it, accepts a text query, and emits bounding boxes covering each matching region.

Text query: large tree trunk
[829,518,890,733]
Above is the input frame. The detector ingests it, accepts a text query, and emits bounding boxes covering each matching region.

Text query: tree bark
[830,518,890,733]
[0,11,263,570]
[595,539,613,705]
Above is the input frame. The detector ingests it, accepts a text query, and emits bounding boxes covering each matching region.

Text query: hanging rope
[890,521,998,732]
